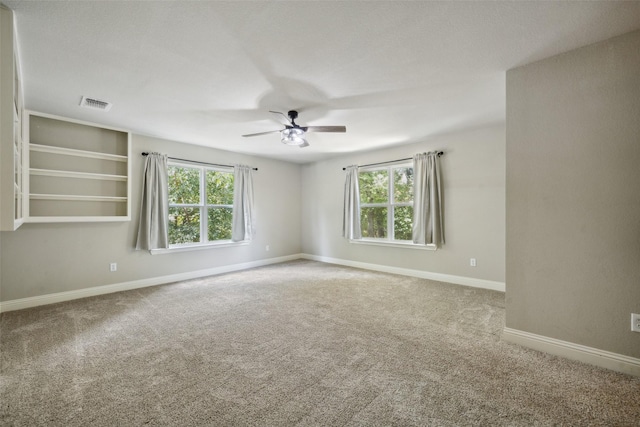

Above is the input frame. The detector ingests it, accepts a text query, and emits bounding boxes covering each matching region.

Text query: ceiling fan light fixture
[281,128,307,146]
[243,110,344,147]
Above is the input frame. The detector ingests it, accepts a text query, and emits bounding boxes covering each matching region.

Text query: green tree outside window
[168,164,234,245]
[358,164,413,241]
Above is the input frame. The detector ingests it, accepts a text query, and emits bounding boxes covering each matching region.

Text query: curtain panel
[412,152,444,247]
[342,165,362,239]
[135,152,169,250]
[231,165,256,242]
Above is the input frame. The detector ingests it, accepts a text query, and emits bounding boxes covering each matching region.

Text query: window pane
[168,207,200,244]
[206,170,234,205]
[208,207,233,241]
[393,167,413,203]
[359,170,388,203]
[394,206,413,241]
[361,207,387,238]
[168,166,200,204]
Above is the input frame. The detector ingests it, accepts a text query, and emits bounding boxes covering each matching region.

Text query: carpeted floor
[1,260,638,426]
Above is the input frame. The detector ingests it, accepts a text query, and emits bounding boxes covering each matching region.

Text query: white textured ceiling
[5,1,640,163]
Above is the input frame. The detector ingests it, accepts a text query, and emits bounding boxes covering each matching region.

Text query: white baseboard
[503,327,640,377]
[0,254,302,313]
[4,254,635,377]
[0,253,504,313]
[300,253,505,292]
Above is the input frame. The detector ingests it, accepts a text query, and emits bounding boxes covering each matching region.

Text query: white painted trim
[350,239,437,251]
[29,143,128,162]
[502,327,640,377]
[150,240,249,254]
[0,253,504,313]
[26,110,130,134]
[30,193,127,202]
[0,254,302,313]
[5,253,635,378]
[30,168,127,181]
[300,253,505,292]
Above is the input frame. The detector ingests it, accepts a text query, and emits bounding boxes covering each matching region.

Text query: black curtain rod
[342,151,443,170]
[141,152,258,171]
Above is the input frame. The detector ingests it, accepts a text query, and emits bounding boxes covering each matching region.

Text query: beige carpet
[1,260,638,426]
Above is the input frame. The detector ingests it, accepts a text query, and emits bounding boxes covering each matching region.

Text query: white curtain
[232,165,255,242]
[342,165,362,239]
[412,152,444,247]
[136,153,169,250]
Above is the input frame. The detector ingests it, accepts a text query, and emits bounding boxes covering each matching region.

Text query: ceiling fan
[242,110,346,148]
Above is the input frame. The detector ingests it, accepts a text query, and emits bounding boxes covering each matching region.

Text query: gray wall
[0,134,302,301]
[506,30,640,357]
[301,124,506,283]
[1,124,505,303]
[0,232,3,300]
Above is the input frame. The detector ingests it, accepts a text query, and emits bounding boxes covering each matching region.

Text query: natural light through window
[359,163,414,242]
[167,162,234,247]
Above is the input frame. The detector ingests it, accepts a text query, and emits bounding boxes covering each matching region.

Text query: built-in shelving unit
[2,5,131,226]
[0,6,25,231]
[26,111,132,222]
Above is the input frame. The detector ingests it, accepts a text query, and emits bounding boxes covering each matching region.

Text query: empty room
[1,1,639,425]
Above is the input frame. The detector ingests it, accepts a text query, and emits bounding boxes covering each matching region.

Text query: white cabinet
[0,6,25,230]
[26,111,132,222]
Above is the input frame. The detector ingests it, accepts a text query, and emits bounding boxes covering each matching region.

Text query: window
[167,162,234,246]
[359,163,414,242]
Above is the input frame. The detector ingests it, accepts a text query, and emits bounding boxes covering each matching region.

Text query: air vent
[79,96,112,111]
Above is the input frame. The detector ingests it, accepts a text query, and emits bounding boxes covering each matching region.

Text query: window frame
[355,161,436,251]
[158,160,240,253]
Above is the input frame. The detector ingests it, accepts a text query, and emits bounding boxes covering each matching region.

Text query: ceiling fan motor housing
[241,109,345,147]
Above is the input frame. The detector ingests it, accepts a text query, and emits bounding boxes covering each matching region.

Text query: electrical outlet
[109,263,117,272]
[470,258,477,267]
[266,245,270,251]
[632,313,640,332]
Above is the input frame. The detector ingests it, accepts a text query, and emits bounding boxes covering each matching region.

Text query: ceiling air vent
[79,96,112,112]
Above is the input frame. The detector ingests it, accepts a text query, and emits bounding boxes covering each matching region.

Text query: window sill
[150,240,249,255]
[349,238,437,251]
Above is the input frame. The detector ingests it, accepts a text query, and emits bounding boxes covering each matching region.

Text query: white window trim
[150,240,249,255]
[350,238,437,251]
[358,161,425,246]
[166,160,235,250]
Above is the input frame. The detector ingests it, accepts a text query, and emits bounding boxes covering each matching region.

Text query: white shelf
[30,168,127,181]
[25,216,130,223]
[30,194,128,203]
[30,143,127,162]
[26,111,132,222]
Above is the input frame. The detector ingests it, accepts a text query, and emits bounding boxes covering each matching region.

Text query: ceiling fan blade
[269,110,292,125]
[241,129,283,137]
[305,125,346,133]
